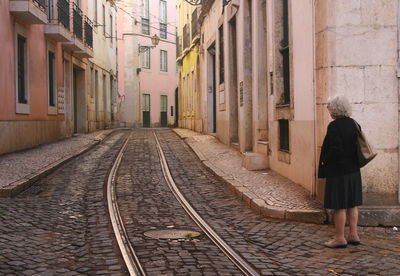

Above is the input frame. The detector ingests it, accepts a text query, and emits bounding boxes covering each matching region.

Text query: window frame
[15,24,30,114]
[102,4,106,36]
[160,95,168,112]
[47,42,57,114]
[160,49,168,72]
[279,119,290,152]
[141,0,150,35]
[218,25,224,84]
[159,0,167,39]
[141,48,151,69]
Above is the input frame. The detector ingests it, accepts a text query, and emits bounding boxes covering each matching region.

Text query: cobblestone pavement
[0,130,112,189]
[0,131,129,275]
[156,129,400,276]
[1,128,399,276]
[116,129,242,276]
[174,128,321,210]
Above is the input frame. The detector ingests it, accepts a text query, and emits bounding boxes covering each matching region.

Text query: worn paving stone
[157,129,400,276]
[115,129,242,275]
[0,131,130,275]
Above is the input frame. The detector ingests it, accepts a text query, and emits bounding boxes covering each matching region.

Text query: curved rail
[107,133,147,276]
[153,132,260,276]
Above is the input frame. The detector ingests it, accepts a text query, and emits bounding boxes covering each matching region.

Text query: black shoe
[348,240,361,246]
[324,241,348,248]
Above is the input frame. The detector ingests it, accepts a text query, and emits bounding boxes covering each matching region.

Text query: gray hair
[327,95,352,117]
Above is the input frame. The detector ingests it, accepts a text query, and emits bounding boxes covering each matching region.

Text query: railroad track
[107,130,260,276]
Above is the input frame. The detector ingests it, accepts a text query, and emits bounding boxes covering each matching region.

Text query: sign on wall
[57,87,65,114]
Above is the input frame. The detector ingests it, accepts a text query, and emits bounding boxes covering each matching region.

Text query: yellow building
[176,1,201,132]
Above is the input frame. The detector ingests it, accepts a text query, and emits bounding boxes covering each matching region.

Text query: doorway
[142,93,150,127]
[229,16,239,144]
[72,65,86,133]
[160,95,168,127]
[174,87,179,127]
[207,44,216,133]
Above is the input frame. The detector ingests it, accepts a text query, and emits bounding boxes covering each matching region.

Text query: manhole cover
[144,229,201,240]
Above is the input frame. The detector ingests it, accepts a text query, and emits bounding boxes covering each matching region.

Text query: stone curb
[0,129,120,197]
[172,129,327,225]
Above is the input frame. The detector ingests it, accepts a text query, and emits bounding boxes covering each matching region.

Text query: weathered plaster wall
[267,0,316,192]
[315,0,399,204]
[0,1,66,155]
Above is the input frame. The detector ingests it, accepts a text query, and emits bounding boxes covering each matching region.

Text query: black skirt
[324,171,362,210]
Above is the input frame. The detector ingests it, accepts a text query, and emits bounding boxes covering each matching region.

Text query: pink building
[1,0,118,155]
[119,0,178,128]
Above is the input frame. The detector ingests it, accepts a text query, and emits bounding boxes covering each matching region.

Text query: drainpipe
[397,0,400,203]
[312,0,317,197]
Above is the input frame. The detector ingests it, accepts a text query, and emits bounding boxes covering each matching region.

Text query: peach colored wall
[0,1,64,122]
[138,0,178,126]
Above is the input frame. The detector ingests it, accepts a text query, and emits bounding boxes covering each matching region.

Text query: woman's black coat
[318,117,360,178]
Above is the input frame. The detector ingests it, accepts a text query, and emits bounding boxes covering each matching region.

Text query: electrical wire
[115,3,177,38]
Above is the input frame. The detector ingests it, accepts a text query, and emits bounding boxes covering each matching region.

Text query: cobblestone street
[0,131,130,275]
[0,129,399,275]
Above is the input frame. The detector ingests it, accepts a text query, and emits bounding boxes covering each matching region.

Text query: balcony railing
[84,17,93,48]
[191,8,199,39]
[58,0,70,29]
[73,3,83,40]
[33,0,46,10]
[47,0,70,28]
[176,36,181,58]
[183,24,190,50]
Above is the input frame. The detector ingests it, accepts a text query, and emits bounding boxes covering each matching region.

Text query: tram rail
[107,130,260,276]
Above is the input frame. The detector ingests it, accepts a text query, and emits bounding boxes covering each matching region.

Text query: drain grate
[144,229,201,240]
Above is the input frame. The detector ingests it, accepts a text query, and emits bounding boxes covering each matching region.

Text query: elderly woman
[318,95,362,248]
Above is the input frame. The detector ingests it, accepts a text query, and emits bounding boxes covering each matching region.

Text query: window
[110,14,113,42]
[48,51,56,107]
[17,34,28,105]
[142,0,150,35]
[160,0,167,39]
[280,0,290,104]
[219,25,224,84]
[102,5,105,36]
[94,0,97,24]
[160,23,167,39]
[142,94,150,112]
[160,50,167,72]
[279,119,289,151]
[90,68,94,98]
[161,95,167,112]
[141,49,150,69]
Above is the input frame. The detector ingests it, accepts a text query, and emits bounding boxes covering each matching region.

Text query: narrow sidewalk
[0,129,116,197]
[173,128,326,224]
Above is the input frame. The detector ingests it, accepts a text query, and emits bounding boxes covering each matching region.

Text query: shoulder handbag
[353,119,377,168]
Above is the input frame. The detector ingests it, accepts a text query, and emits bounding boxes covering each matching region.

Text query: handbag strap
[352,118,361,132]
